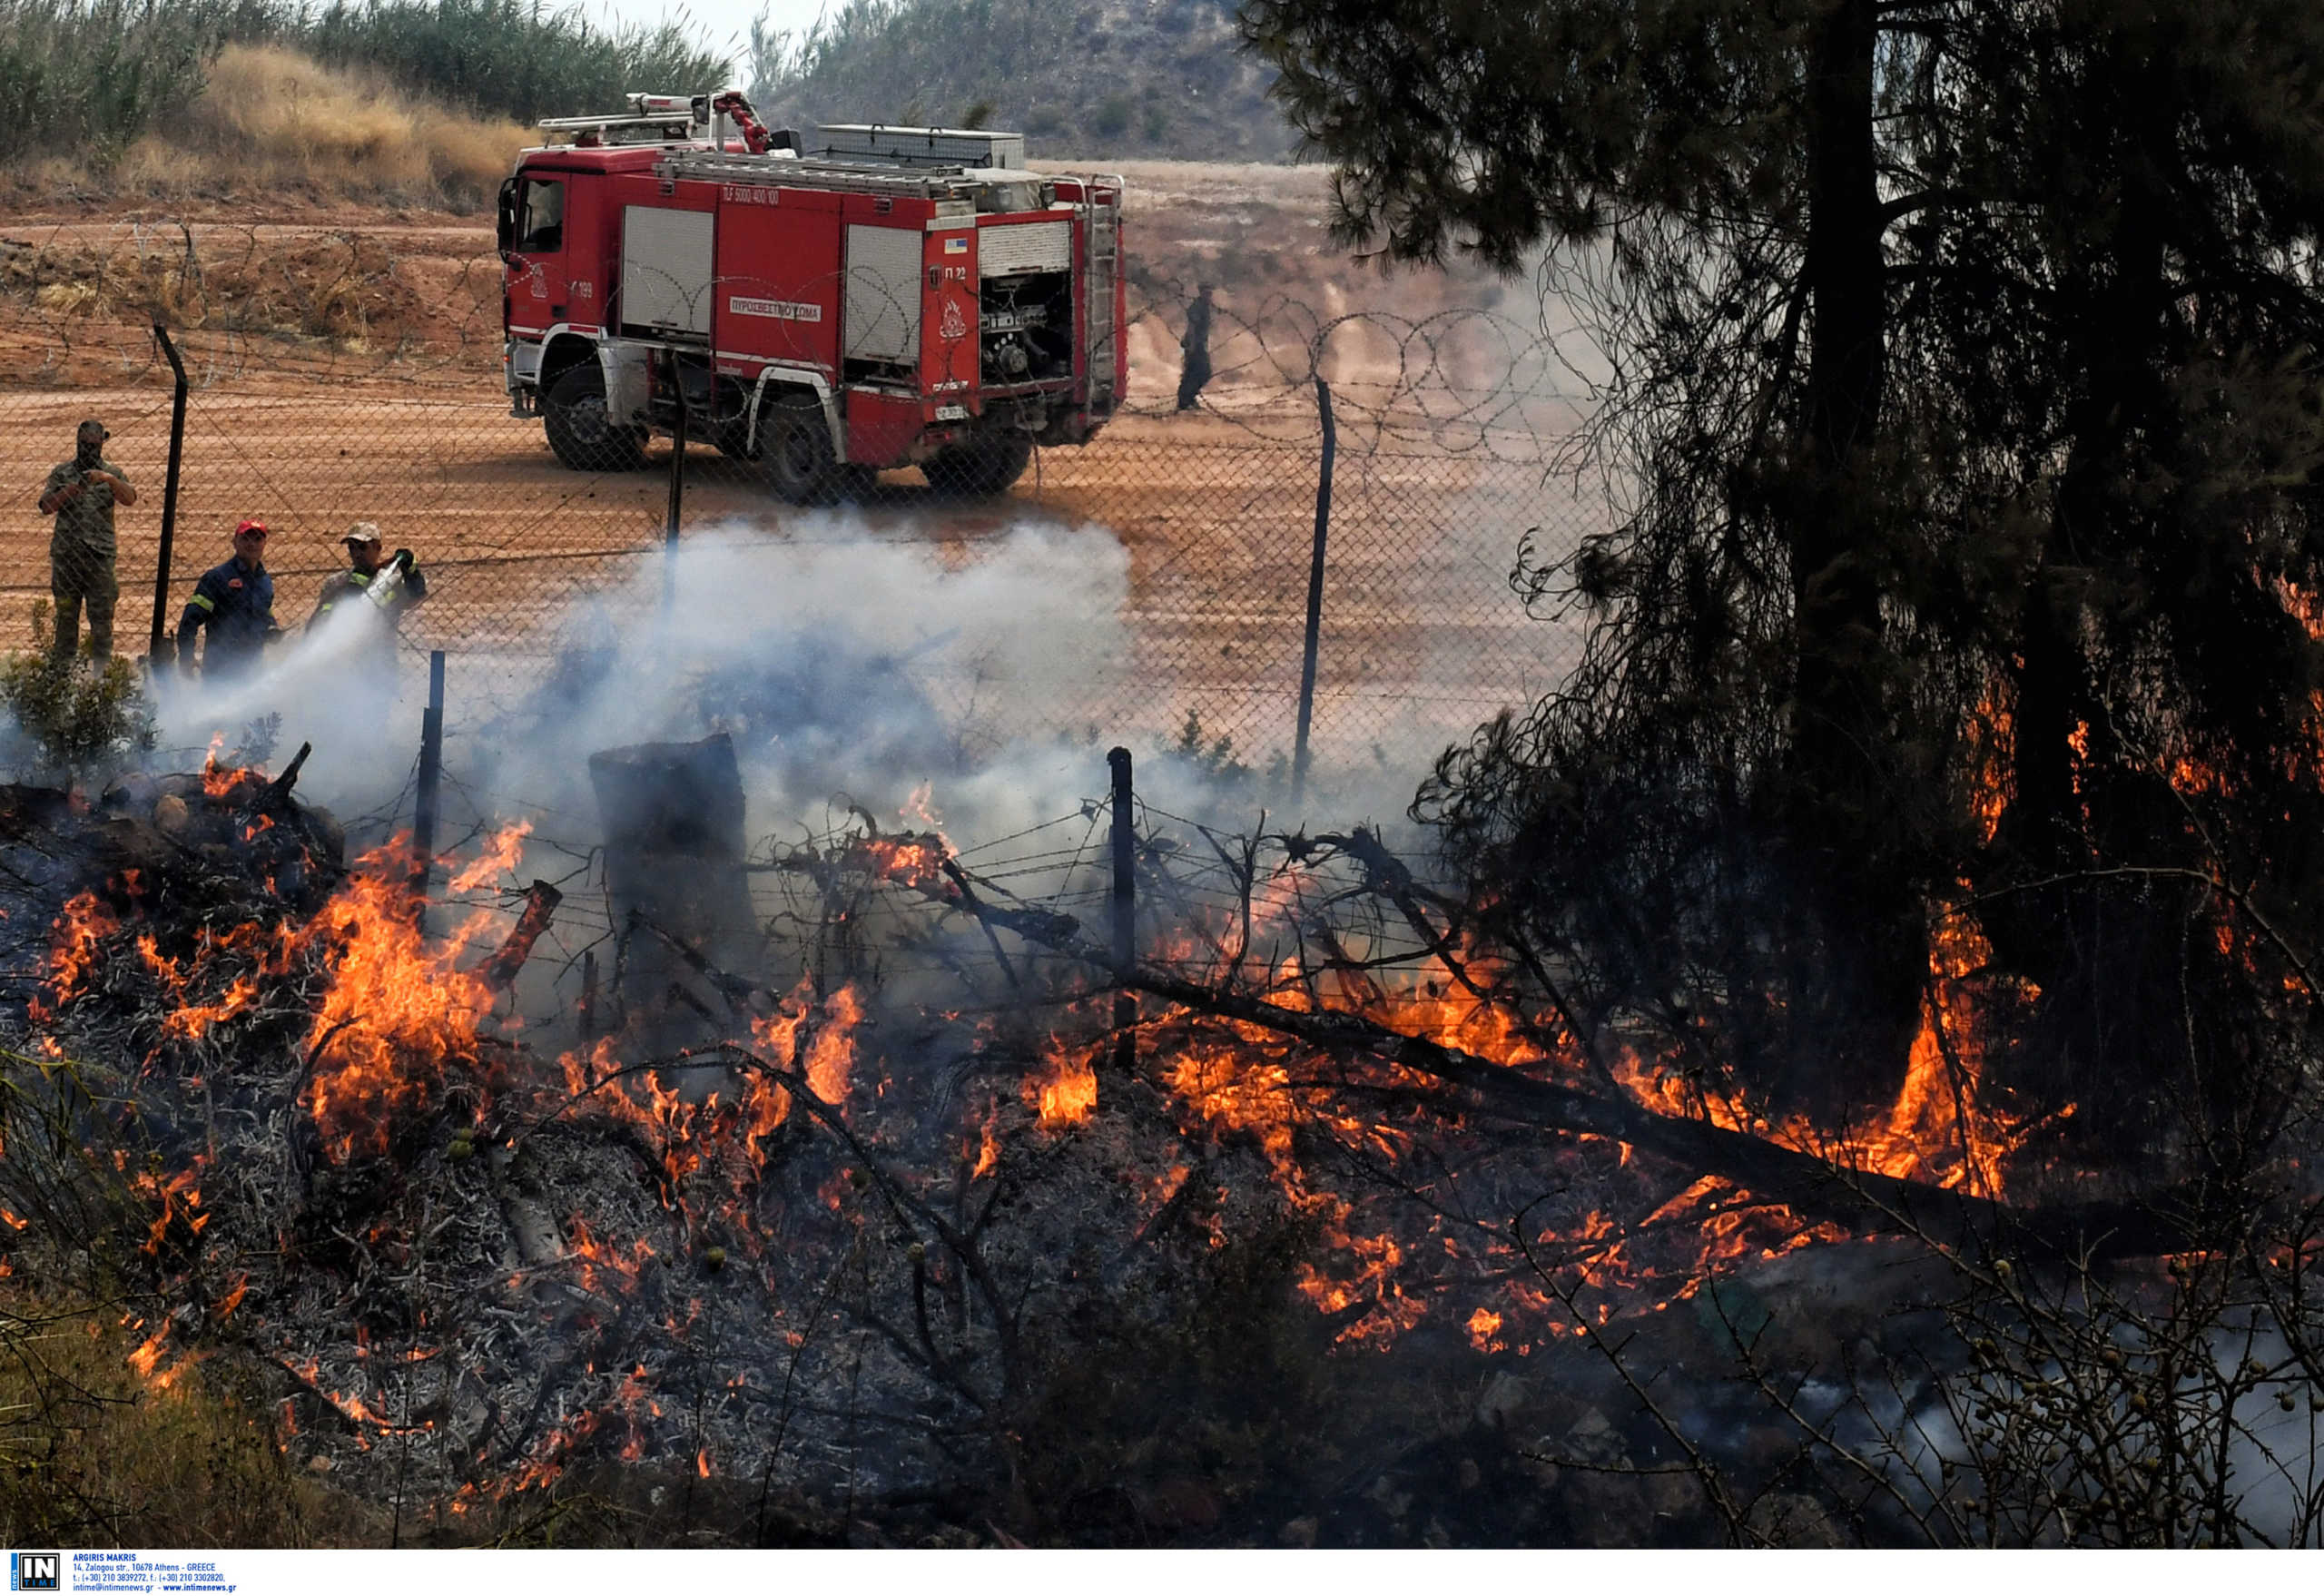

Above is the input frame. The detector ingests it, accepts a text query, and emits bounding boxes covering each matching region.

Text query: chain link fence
[0,218,1605,776]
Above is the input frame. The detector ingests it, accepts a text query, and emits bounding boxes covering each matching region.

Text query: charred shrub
[1006,1213,1343,1542]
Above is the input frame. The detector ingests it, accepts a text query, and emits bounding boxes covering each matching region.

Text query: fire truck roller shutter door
[978,221,1070,277]
[622,206,715,339]
[845,226,923,363]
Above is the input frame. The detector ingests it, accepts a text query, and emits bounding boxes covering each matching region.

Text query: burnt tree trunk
[589,734,763,1040]
[1777,0,1924,1108]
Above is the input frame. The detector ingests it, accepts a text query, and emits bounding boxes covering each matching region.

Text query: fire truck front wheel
[542,364,646,473]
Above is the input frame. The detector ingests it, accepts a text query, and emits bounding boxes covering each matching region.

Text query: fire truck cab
[496,93,1126,499]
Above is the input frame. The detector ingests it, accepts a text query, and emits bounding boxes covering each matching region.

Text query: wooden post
[149,325,188,659]
[578,949,599,1042]
[1109,745,1135,1069]
[1293,377,1335,803]
[410,650,446,919]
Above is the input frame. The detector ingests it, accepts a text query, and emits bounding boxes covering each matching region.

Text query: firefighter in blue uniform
[176,518,279,678]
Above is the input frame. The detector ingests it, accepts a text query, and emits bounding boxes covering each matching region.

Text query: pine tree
[1244,0,2324,1158]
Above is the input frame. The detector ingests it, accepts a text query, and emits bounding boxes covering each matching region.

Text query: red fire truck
[496,91,1126,498]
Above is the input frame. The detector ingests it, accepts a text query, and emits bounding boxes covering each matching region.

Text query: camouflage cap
[342,521,384,547]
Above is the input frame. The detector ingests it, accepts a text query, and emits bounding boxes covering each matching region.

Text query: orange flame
[448,821,534,894]
[200,734,236,799]
[1466,1307,1504,1353]
[1028,1039,1097,1128]
[32,890,119,1020]
[301,847,499,1160]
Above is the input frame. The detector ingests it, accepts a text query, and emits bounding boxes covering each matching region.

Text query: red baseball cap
[233,517,270,537]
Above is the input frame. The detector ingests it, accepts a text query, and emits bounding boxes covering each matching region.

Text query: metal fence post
[149,324,188,658]
[664,379,687,623]
[1109,745,1136,1069]
[410,650,446,922]
[1293,376,1336,802]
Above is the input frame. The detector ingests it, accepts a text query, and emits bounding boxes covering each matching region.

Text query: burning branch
[1309,827,1621,1094]
[479,881,563,993]
[252,741,311,814]
[1120,959,2192,1262]
[848,843,2197,1262]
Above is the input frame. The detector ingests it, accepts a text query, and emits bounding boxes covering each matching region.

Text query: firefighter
[35,418,137,659]
[175,519,279,679]
[1176,282,1216,412]
[307,523,426,663]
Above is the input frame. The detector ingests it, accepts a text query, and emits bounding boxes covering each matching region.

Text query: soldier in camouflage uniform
[36,419,137,658]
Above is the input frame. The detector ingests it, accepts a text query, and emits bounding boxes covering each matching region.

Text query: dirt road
[0,173,1595,773]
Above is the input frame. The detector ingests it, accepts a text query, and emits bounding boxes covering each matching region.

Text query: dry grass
[1,223,437,349]
[0,1281,376,1546]
[110,45,527,207]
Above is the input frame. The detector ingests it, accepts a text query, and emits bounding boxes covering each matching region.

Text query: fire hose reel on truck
[495,89,1127,502]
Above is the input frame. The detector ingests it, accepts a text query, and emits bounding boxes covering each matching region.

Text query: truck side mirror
[496,177,520,261]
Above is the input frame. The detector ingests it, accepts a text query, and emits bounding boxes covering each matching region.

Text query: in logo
[11,1552,59,1591]
[938,300,969,341]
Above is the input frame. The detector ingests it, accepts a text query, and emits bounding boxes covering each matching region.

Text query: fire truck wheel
[543,365,645,472]
[927,431,1033,498]
[714,415,761,461]
[764,392,837,504]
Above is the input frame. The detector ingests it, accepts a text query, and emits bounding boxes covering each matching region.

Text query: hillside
[747,0,1295,164]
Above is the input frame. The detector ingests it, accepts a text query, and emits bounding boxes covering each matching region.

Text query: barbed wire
[1,216,1604,774]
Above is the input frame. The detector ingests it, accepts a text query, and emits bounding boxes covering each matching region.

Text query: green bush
[0,605,158,777]
[0,0,733,160]
[1088,92,1130,140]
[295,0,730,125]
[748,0,1062,133]
[0,1281,367,1546]
[0,0,260,162]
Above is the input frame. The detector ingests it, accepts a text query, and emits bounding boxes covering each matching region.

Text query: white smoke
[150,570,436,804]
[138,510,1449,1049]
[153,515,1438,855]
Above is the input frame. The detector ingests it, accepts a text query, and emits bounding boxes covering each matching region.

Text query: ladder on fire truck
[1079,176,1124,410]
[653,149,1000,201]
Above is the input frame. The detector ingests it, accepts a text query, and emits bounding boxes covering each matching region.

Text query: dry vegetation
[0,221,472,353]
[159,45,527,202]
[0,1279,372,1546]
[8,44,527,212]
